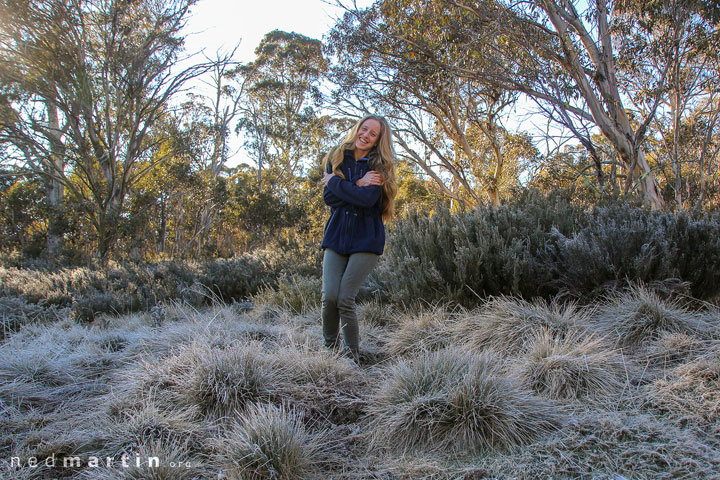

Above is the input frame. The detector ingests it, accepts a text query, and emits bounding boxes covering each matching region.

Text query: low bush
[199,254,273,303]
[546,206,720,299]
[0,296,67,339]
[376,197,720,306]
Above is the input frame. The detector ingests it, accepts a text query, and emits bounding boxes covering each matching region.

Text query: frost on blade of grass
[593,284,711,347]
[453,296,592,355]
[476,411,720,479]
[645,345,720,426]
[252,274,322,315]
[384,304,456,357]
[367,348,563,454]
[179,342,279,419]
[213,402,330,480]
[517,329,627,400]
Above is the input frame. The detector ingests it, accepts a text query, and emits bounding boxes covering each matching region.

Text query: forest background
[1,0,719,264]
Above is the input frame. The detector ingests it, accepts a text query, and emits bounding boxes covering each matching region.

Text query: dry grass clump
[645,345,720,426]
[454,296,591,355]
[383,304,456,357]
[478,411,720,479]
[645,331,709,368]
[252,275,321,314]
[97,404,208,460]
[594,284,709,347]
[214,402,330,480]
[179,342,280,419]
[357,298,395,328]
[367,347,563,454]
[270,345,369,425]
[517,329,627,400]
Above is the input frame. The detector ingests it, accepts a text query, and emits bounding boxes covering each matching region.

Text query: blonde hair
[323,115,398,222]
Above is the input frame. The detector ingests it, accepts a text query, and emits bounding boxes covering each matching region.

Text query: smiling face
[354,118,382,157]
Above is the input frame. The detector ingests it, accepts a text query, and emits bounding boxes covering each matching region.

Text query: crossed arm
[322,170,384,208]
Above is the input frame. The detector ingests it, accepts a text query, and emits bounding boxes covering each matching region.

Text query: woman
[320,114,398,363]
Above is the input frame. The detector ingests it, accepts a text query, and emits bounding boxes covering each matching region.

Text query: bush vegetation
[3,196,720,478]
[377,196,720,306]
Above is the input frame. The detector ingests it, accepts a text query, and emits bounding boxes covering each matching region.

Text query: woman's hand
[322,172,335,187]
[356,170,384,187]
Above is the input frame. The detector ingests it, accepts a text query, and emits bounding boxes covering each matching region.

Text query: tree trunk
[45,98,65,258]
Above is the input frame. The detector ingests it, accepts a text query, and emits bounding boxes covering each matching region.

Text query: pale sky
[183,0,374,63]
[180,0,375,167]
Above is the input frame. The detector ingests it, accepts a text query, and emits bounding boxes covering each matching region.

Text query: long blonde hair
[323,115,398,222]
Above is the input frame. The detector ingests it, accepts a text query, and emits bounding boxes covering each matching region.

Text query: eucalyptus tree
[617,0,720,208]
[0,0,213,259]
[328,5,535,207]
[235,30,330,195]
[180,45,247,256]
[337,0,681,208]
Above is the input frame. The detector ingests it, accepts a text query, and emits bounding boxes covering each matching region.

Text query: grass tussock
[213,402,330,480]
[645,331,710,368]
[477,411,720,479]
[594,284,710,347]
[367,348,563,454]
[517,329,627,400]
[3,277,720,479]
[383,304,455,357]
[180,342,279,419]
[252,275,322,315]
[454,296,591,355]
[645,345,720,426]
[98,404,208,460]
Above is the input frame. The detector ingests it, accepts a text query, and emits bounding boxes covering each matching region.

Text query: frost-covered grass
[2,286,720,479]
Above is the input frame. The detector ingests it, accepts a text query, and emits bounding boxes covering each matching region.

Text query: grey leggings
[321,248,379,351]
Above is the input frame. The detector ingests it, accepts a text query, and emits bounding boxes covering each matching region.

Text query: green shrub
[546,206,720,299]
[376,197,720,306]
[375,205,561,306]
[0,296,67,339]
[199,254,273,302]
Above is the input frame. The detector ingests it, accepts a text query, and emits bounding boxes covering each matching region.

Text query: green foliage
[546,206,720,299]
[377,195,720,306]
[199,255,273,303]
[376,193,583,305]
[0,296,67,340]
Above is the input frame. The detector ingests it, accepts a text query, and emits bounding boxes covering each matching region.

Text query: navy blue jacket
[321,149,385,255]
